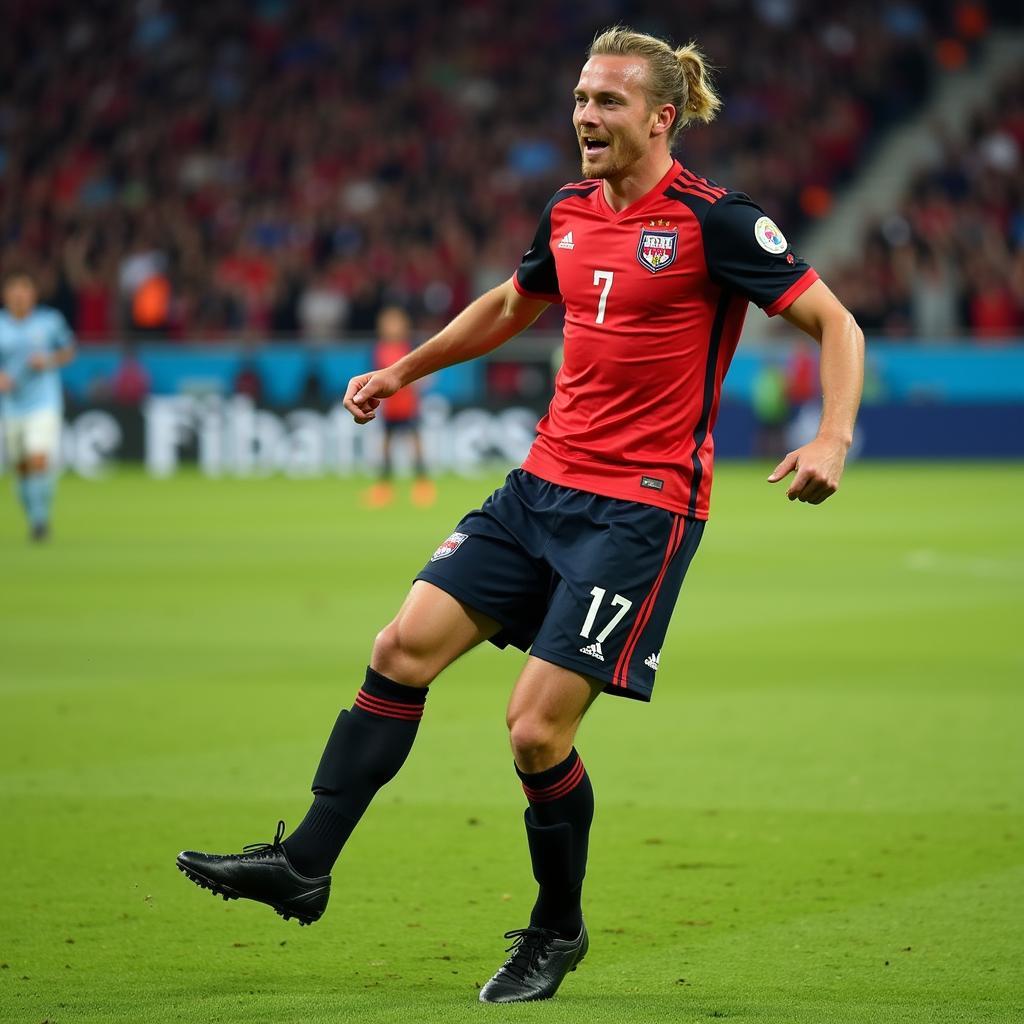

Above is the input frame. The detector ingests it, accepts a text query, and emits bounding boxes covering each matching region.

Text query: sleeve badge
[754,216,788,254]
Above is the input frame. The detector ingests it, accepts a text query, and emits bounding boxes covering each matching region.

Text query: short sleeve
[49,311,75,350]
[703,194,819,316]
[513,194,562,303]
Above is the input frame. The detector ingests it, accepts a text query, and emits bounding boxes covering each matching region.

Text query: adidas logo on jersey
[644,651,660,671]
[558,231,575,250]
[579,641,604,661]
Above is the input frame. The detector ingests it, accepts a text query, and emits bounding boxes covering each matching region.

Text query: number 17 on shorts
[529,518,702,702]
[577,587,632,663]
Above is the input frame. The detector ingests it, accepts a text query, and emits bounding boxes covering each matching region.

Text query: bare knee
[507,710,572,774]
[370,617,439,688]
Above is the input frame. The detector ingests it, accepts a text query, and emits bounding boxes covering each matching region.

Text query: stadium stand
[0,1,1019,340]
[832,64,1024,339]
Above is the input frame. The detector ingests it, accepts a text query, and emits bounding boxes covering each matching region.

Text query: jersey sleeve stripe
[677,168,727,198]
[672,172,721,200]
[664,186,718,222]
[512,271,561,304]
[670,183,721,204]
[763,268,820,316]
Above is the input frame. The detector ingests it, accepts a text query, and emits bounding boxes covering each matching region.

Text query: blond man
[178,27,863,1004]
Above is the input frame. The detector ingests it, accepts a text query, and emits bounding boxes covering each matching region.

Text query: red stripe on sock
[522,757,586,803]
[355,690,424,721]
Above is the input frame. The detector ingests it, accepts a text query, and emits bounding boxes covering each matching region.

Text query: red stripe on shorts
[612,516,686,689]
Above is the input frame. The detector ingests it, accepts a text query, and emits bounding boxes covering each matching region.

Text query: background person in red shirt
[178,26,864,1004]
[364,306,435,508]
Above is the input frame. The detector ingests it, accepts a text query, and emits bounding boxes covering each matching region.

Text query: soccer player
[362,306,436,509]
[177,27,864,1003]
[0,270,76,541]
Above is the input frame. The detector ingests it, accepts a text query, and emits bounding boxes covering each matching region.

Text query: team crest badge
[636,220,677,273]
[430,531,468,561]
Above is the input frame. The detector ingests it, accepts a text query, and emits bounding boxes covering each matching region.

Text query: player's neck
[601,152,674,213]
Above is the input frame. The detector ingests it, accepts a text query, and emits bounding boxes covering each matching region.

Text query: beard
[579,131,647,179]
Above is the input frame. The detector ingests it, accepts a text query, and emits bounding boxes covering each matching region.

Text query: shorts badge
[636,221,677,273]
[430,531,469,561]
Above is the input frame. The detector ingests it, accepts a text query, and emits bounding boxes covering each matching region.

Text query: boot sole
[176,860,326,926]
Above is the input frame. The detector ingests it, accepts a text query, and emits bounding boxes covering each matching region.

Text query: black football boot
[176,821,330,925]
[478,922,588,1003]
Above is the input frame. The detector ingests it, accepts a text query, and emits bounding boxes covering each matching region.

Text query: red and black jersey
[512,158,818,519]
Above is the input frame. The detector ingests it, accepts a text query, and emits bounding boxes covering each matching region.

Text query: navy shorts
[415,469,704,702]
[382,416,419,437]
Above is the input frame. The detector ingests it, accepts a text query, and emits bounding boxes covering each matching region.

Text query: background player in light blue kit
[0,270,76,541]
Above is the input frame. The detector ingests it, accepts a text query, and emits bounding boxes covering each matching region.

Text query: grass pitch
[0,463,1021,1024]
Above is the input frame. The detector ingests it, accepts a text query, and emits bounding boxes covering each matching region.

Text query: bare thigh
[506,656,604,773]
[371,580,501,687]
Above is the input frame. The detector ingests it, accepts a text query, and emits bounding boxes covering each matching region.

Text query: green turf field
[1,464,1021,1024]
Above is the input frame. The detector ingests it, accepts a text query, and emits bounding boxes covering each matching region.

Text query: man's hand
[343,367,404,424]
[27,352,51,371]
[0,371,13,393]
[768,436,849,504]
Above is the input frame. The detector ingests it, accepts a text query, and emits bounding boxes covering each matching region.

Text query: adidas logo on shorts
[579,641,605,661]
[644,651,660,671]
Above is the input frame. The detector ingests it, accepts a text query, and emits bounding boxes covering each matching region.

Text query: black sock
[516,748,594,939]
[282,667,427,877]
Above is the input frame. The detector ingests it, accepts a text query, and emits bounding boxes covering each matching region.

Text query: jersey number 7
[593,270,614,324]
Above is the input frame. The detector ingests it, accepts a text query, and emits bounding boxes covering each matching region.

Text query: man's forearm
[391,283,541,388]
[816,312,864,448]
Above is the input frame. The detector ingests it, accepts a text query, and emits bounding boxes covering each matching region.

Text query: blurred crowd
[0,0,1018,342]
[834,65,1024,340]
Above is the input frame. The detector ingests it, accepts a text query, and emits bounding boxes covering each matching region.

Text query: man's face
[572,56,662,179]
[3,277,36,318]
